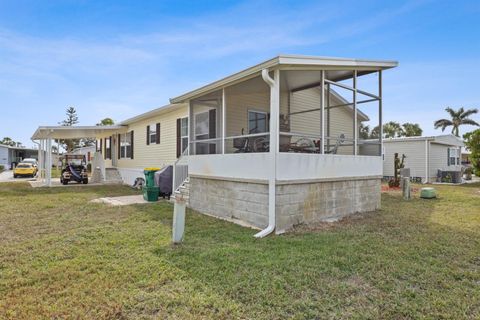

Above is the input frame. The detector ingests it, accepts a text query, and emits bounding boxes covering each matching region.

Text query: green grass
[0,183,479,319]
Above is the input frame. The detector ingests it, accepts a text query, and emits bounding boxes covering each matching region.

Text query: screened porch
[186,68,383,158]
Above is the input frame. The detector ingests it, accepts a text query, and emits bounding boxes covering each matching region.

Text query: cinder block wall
[189,177,269,228]
[275,178,381,233]
[189,177,381,233]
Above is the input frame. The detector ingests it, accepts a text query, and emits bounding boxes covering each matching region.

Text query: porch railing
[173,146,189,193]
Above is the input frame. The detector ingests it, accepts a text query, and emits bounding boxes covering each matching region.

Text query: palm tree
[383,121,404,138]
[401,123,423,137]
[434,107,479,137]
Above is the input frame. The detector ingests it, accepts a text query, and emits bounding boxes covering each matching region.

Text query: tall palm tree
[401,123,423,137]
[434,107,479,137]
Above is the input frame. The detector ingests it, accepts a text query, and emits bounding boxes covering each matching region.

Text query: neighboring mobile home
[0,144,38,169]
[383,135,464,183]
[32,55,398,235]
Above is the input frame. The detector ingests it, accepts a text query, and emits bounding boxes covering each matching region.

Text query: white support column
[353,70,358,156]
[188,100,193,155]
[326,82,330,152]
[378,70,383,157]
[320,70,325,154]
[222,88,226,154]
[46,138,52,186]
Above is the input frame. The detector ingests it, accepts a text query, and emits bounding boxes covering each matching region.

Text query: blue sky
[0,0,479,146]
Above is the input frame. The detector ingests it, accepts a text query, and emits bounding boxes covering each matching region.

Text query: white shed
[383,134,464,183]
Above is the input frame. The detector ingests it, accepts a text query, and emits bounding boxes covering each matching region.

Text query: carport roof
[31,125,127,140]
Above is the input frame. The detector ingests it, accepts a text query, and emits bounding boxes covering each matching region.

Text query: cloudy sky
[0,0,479,146]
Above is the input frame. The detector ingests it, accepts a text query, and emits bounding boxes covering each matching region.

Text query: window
[248,110,268,134]
[120,132,132,159]
[105,138,111,159]
[195,112,210,140]
[96,139,102,152]
[181,117,188,152]
[147,123,160,145]
[448,147,460,166]
[149,124,157,144]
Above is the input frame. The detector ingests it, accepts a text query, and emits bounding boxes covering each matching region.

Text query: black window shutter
[176,118,181,158]
[209,109,216,154]
[100,138,103,154]
[104,138,107,160]
[447,148,450,166]
[118,134,121,159]
[156,123,161,144]
[146,125,150,145]
[130,131,134,159]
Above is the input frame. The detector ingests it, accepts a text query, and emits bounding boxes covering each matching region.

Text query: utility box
[172,198,186,244]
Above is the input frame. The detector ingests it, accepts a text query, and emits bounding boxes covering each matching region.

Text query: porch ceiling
[170,54,398,103]
[31,125,127,140]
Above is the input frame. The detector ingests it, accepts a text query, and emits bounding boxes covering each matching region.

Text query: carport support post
[46,138,52,187]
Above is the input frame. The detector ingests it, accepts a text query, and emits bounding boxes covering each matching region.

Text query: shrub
[0,165,4,172]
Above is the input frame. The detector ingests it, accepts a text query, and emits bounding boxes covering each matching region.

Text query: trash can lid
[144,167,161,171]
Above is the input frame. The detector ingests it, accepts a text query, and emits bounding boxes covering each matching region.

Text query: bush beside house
[464,129,480,176]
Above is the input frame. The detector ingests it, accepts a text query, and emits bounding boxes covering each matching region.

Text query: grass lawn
[0,182,479,319]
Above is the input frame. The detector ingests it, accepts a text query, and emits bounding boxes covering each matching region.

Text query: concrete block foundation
[189,176,381,233]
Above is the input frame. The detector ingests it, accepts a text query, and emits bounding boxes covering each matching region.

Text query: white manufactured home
[32,55,398,235]
[383,135,464,183]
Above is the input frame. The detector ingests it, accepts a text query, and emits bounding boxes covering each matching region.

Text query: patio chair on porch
[325,134,345,154]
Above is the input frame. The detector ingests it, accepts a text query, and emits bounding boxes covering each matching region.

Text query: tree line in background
[56,107,115,152]
[0,137,23,147]
[360,122,423,139]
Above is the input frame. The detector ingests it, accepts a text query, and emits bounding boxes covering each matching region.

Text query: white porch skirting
[117,168,144,185]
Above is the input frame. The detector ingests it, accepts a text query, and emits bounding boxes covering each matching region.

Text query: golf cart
[60,154,88,185]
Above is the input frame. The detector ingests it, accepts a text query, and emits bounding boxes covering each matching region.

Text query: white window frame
[120,132,132,159]
[448,147,460,166]
[149,124,157,144]
[181,117,188,152]
[248,109,268,134]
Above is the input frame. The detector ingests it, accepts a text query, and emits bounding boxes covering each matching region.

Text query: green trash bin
[144,167,160,187]
[143,186,159,202]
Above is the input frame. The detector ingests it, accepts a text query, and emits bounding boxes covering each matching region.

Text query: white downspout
[255,69,278,238]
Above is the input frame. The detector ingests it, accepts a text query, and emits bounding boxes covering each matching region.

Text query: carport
[31,126,127,186]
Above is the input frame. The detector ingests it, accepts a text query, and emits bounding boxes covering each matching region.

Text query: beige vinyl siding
[116,106,188,169]
[428,143,461,180]
[225,91,270,137]
[224,87,361,155]
[383,140,427,179]
[95,105,187,170]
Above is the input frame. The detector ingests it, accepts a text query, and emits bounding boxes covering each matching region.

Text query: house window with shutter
[96,139,102,152]
[120,132,133,159]
[147,123,160,145]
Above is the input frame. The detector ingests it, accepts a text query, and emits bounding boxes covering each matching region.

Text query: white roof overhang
[31,125,128,140]
[170,54,398,103]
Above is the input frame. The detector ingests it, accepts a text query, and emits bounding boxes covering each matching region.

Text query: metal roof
[170,54,398,103]
[383,134,464,146]
[31,125,127,140]
[119,103,186,125]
